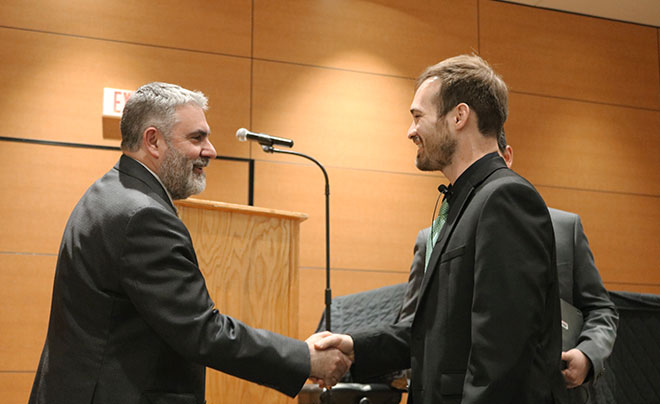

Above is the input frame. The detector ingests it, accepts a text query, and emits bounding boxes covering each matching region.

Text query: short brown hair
[497,127,507,153]
[417,54,508,137]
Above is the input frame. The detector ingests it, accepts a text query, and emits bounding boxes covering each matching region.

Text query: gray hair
[120,82,208,152]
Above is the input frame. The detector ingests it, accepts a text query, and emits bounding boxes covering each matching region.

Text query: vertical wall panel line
[249,0,255,159]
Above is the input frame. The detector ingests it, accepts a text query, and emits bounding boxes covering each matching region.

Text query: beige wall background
[0,1,658,403]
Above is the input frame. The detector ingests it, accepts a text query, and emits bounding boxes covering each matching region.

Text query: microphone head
[236,128,249,142]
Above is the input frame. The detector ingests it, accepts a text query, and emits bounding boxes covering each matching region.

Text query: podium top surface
[174,198,308,222]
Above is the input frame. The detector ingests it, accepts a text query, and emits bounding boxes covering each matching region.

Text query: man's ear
[453,103,470,130]
[503,145,514,168]
[142,127,162,159]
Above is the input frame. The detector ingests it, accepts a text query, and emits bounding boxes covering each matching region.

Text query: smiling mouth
[192,163,207,175]
[192,159,209,173]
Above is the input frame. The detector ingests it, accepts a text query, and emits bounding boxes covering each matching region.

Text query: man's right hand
[314,332,355,361]
[306,332,352,388]
[561,349,591,388]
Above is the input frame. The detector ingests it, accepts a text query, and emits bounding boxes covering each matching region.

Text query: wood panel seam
[657,28,660,87]
[252,56,417,81]
[0,251,57,257]
[0,24,416,81]
[0,24,252,61]
[605,281,660,287]
[300,266,409,275]
[0,370,35,373]
[494,1,660,29]
[536,183,660,200]
[254,158,446,179]
[510,89,660,113]
[3,25,656,112]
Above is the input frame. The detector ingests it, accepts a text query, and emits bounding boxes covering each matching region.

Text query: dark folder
[560,298,584,351]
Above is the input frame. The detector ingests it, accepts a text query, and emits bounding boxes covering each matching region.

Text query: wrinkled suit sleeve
[118,204,310,397]
[398,228,429,324]
[570,215,618,379]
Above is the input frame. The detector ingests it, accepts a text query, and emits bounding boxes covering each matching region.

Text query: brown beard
[416,119,456,172]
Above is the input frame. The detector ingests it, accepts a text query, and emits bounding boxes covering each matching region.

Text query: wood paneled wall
[0,1,658,403]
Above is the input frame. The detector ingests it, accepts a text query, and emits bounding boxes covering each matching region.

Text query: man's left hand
[561,349,591,388]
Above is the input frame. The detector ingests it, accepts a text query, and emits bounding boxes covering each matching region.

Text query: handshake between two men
[306,332,355,388]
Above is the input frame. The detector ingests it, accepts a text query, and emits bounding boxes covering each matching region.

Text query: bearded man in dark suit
[398,134,618,403]
[29,82,349,404]
[316,55,567,403]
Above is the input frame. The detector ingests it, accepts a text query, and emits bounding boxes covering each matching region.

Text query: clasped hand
[561,348,592,388]
[306,331,355,388]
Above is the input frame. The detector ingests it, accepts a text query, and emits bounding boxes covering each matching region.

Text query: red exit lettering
[113,90,133,113]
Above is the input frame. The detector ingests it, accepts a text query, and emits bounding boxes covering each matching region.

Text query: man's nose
[201,138,217,159]
[407,122,416,139]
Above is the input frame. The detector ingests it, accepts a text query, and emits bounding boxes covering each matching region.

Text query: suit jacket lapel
[416,155,508,314]
[115,154,178,215]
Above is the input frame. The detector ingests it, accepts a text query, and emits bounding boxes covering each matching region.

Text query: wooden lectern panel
[175,198,307,404]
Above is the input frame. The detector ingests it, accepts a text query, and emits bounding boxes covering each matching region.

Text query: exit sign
[103,87,133,117]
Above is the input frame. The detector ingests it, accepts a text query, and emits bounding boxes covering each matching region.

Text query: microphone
[236,128,294,148]
[438,184,451,201]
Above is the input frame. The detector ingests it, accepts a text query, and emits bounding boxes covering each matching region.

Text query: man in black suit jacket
[316,55,567,403]
[397,136,618,403]
[29,82,349,404]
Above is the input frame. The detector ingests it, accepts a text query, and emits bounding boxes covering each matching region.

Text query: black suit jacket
[400,210,618,379]
[399,208,618,403]
[351,154,567,404]
[30,155,309,404]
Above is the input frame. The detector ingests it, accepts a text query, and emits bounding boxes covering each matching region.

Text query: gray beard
[159,147,207,200]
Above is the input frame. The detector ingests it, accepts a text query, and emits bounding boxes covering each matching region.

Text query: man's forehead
[168,107,210,139]
[174,102,205,115]
[417,77,441,96]
[173,103,208,122]
[411,77,440,110]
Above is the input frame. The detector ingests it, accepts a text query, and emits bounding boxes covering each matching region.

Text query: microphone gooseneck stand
[261,144,333,332]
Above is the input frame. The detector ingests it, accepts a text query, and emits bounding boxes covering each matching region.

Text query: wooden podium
[174,198,307,404]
